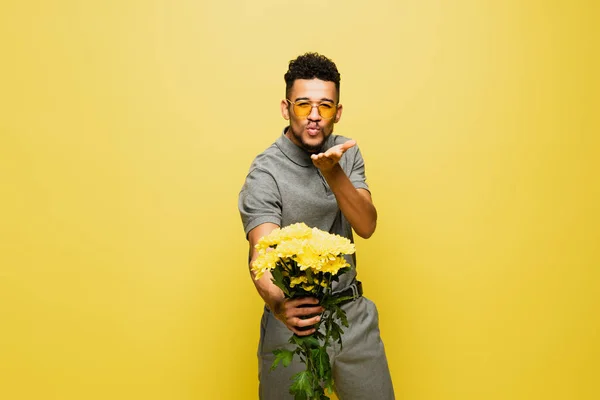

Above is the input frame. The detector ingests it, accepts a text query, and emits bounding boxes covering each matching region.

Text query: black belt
[332,281,363,306]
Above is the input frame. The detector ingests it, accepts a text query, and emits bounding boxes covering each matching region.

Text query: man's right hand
[248,223,324,336]
[271,297,325,336]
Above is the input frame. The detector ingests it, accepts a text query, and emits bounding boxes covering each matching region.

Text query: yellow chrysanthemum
[294,246,321,271]
[273,238,307,259]
[252,222,355,280]
[309,228,355,257]
[290,275,308,287]
[302,284,315,291]
[321,257,350,274]
[254,223,312,252]
[251,250,279,280]
[277,223,313,242]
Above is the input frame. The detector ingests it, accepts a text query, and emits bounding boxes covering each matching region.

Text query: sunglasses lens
[318,103,336,119]
[293,102,312,117]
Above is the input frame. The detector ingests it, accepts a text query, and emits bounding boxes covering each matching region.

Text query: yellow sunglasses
[286,99,338,119]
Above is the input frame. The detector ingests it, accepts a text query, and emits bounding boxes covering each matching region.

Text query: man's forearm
[321,164,377,238]
[250,268,285,311]
[247,222,285,310]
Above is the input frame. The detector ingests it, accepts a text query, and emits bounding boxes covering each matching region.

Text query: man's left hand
[311,140,356,173]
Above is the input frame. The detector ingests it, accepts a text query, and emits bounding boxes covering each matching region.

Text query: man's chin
[287,127,327,153]
[301,138,324,153]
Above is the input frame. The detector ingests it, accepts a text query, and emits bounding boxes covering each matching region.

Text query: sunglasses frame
[285,99,339,120]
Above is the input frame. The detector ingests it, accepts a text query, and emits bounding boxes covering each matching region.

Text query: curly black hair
[284,52,341,99]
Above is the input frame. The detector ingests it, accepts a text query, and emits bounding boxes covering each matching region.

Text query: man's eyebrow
[293,97,336,103]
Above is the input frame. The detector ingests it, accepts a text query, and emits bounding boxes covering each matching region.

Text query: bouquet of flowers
[252,223,356,400]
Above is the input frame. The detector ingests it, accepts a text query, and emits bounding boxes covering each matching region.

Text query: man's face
[281,78,343,153]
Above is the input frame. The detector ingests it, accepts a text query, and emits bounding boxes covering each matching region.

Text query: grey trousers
[258,297,395,399]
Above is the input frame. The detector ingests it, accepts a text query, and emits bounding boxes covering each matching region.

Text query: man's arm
[311,140,377,238]
[248,223,324,336]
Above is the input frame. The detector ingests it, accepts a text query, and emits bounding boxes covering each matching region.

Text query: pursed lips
[306,124,320,136]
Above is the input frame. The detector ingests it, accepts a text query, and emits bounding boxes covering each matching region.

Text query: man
[239,53,394,399]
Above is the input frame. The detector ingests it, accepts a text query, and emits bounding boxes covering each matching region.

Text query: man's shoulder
[248,140,285,171]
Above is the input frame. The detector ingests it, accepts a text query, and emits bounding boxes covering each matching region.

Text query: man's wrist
[265,294,284,314]
[319,163,344,181]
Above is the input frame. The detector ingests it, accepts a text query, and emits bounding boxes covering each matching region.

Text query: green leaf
[324,376,335,396]
[293,392,308,400]
[319,296,334,309]
[331,295,353,306]
[270,349,294,371]
[315,347,331,380]
[330,325,341,343]
[305,268,314,284]
[290,371,314,398]
[333,305,349,327]
[290,334,320,349]
[313,330,325,341]
[271,268,290,296]
[329,321,345,348]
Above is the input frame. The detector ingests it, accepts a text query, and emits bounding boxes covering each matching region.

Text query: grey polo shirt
[239,128,370,290]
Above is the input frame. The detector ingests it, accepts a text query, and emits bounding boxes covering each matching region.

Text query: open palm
[310,140,356,172]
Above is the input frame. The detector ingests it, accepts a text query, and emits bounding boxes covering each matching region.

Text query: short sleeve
[238,167,282,236]
[348,147,370,193]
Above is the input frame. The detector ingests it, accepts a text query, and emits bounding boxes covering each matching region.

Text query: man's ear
[281,99,290,120]
[334,103,343,123]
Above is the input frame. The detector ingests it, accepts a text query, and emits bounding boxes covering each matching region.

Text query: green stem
[302,340,319,399]
[323,273,334,347]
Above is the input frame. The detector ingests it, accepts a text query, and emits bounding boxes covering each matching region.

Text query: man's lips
[306,126,320,136]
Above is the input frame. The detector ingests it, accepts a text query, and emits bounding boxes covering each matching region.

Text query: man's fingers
[287,297,320,307]
[279,298,323,335]
[325,141,355,157]
[290,326,316,336]
[289,306,324,317]
[293,315,321,328]
[285,297,324,317]
[310,153,329,161]
[310,140,356,162]
[340,140,356,152]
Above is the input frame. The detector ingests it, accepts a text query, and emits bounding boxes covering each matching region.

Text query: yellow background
[1,1,598,399]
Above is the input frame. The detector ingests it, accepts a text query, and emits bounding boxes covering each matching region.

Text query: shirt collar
[275,127,336,167]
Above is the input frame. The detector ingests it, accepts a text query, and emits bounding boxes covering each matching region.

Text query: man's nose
[308,105,321,120]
